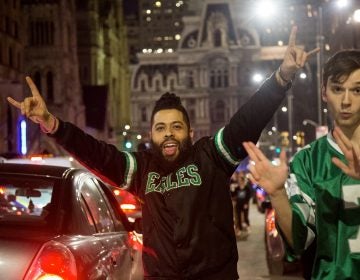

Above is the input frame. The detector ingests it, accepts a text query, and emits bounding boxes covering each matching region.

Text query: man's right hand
[7,76,56,132]
[278,26,320,83]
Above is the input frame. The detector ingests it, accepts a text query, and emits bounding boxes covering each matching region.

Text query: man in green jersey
[243,50,360,279]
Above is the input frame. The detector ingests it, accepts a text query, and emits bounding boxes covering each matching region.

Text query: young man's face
[323,69,360,133]
[150,109,193,162]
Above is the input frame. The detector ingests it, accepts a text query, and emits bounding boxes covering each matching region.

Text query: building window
[170,79,175,91]
[17,52,20,69]
[141,107,147,122]
[14,21,18,39]
[30,20,55,46]
[209,58,229,89]
[214,29,222,47]
[5,17,10,33]
[214,100,225,122]
[140,80,145,92]
[46,71,54,102]
[34,71,42,93]
[186,71,194,89]
[8,47,13,67]
[210,70,216,88]
[155,79,160,92]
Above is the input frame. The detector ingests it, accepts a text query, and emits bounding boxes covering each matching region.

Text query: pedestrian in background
[7,26,318,280]
[244,49,360,279]
[232,171,252,238]
[229,172,239,233]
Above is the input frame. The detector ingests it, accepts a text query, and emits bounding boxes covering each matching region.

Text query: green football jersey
[287,133,360,279]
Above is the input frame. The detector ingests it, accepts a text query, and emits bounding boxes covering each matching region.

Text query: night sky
[123,0,138,15]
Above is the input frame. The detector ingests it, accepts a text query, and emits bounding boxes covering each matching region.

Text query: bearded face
[150,109,193,168]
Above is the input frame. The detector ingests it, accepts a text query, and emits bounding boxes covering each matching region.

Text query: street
[237,203,304,280]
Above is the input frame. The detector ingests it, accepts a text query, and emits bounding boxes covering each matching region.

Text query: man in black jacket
[7,27,318,280]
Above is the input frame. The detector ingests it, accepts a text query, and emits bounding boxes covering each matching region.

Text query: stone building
[0,0,130,156]
[75,0,131,145]
[0,0,25,156]
[130,0,285,144]
[129,0,360,151]
[21,0,84,154]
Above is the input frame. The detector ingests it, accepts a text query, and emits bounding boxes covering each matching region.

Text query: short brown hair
[323,50,360,85]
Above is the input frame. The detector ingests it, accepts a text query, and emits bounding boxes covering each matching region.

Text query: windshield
[0,176,56,226]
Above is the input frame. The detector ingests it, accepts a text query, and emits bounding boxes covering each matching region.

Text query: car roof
[0,163,72,179]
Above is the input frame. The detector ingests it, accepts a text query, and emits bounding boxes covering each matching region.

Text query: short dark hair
[151,92,190,128]
[323,49,360,85]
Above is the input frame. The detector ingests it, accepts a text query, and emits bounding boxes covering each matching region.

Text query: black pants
[235,202,249,230]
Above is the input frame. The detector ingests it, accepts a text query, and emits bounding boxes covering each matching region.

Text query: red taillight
[120,203,136,211]
[37,275,63,280]
[25,241,77,280]
[266,209,278,236]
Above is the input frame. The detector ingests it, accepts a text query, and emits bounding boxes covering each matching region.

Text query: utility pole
[287,90,294,156]
[316,5,324,126]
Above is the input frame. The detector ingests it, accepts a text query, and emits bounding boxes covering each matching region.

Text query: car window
[0,176,55,226]
[80,178,115,233]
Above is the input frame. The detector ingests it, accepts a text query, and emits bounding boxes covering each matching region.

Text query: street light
[303,119,328,139]
[302,119,319,128]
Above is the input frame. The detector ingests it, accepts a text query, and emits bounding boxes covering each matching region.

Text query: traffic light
[275,147,281,154]
[123,136,133,150]
[280,131,289,147]
[296,131,305,147]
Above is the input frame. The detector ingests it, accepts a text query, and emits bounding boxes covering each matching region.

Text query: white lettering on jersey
[342,184,360,253]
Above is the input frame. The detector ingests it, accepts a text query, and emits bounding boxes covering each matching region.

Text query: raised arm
[220,26,319,162]
[242,142,294,246]
[7,76,58,133]
[276,26,320,85]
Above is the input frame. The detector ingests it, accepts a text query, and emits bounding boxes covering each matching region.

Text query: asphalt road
[236,202,304,280]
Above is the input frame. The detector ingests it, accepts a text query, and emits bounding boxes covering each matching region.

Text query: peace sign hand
[332,126,360,180]
[279,26,320,82]
[7,76,54,129]
[243,142,289,196]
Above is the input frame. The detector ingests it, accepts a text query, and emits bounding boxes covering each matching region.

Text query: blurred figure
[232,171,252,238]
[229,172,239,231]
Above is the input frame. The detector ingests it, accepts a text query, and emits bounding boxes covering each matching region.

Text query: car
[0,163,143,280]
[257,188,302,276]
[112,187,142,223]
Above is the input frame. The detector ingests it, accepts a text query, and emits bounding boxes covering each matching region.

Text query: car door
[79,176,133,279]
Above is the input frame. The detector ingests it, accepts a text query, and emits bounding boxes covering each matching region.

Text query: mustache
[161,137,179,147]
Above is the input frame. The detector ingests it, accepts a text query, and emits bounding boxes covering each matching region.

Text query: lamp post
[316,5,324,126]
[287,91,294,155]
[303,119,328,139]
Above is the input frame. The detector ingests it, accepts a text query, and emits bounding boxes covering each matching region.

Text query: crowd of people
[6,24,360,279]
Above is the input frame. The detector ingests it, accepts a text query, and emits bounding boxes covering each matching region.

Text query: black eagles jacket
[51,73,289,280]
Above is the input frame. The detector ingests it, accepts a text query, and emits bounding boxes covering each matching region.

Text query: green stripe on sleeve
[214,127,240,166]
[122,151,137,189]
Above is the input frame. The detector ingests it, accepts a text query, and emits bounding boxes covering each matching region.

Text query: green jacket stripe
[123,151,137,188]
[214,127,239,166]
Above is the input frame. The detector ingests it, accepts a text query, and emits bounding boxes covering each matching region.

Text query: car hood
[0,238,44,280]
